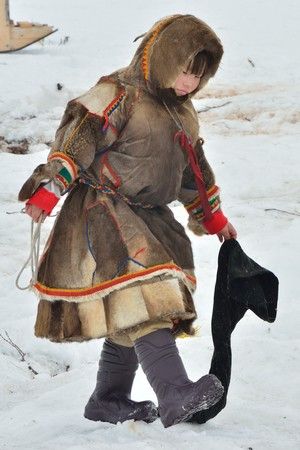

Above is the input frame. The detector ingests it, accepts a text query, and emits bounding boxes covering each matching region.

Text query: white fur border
[33,267,196,303]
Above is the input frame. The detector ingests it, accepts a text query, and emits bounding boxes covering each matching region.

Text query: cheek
[174,75,184,89]
[192,78,200,90]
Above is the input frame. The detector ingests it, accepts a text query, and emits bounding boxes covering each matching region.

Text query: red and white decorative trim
[184,185,228,234]
[48,152,78,193]
[102,87,126,132]
[185,185,221,219]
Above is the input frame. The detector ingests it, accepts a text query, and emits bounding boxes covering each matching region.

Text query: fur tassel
[187,215,207,236]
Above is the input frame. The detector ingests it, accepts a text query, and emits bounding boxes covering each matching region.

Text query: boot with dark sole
[84,339,158,424]
[134,328,224,428]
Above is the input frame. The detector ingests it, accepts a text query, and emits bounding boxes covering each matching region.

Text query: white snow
[0,0,299,449]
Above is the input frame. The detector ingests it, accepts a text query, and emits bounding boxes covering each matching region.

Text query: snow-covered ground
[0,1,299,449]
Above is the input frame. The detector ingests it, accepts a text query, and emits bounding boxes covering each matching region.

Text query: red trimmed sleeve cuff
[26,186,59,215]
[203,210,228,235]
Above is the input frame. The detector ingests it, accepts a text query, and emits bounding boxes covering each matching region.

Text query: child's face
[173,71,201,96]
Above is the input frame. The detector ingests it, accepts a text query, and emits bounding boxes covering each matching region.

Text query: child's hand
[25,204,47,223]
[216,222,237,243]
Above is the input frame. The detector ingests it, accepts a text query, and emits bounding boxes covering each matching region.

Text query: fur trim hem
[34,276,197,343]
[33,263,196,302]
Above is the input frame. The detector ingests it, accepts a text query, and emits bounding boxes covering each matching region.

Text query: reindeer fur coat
[18,15,224,342]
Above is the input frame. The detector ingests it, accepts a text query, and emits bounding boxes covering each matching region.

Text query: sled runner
[0,0,57,53]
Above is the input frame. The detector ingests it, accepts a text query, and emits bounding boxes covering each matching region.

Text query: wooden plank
[0,0,57,53]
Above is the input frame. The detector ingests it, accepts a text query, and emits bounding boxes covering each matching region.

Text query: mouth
[176,89,188,96]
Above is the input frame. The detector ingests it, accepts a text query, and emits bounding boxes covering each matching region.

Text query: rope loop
[15,217,42,291]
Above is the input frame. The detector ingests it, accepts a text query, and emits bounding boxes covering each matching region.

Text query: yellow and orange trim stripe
[33,263,196,302]
[141,17,175,80]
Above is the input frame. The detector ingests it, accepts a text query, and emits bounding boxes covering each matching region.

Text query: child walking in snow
[19,14,237,427]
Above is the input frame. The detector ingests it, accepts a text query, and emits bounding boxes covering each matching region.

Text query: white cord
[15,217,42,291]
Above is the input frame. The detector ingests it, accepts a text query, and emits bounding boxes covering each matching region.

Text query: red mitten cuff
[26,186,59,214]
[203,210,228,234]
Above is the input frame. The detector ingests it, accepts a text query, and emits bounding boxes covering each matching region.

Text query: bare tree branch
[0,330,39,376]
[0,331,26,361]
[28,365,39,376]
[197,101,232,113]
[265,208,300,217]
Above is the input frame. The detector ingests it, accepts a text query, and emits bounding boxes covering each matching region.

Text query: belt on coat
[78,177,155,209]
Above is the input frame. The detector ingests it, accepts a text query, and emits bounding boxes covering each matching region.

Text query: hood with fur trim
[118,14,223,98]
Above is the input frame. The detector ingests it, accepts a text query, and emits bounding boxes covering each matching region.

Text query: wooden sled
[0,0,57,53]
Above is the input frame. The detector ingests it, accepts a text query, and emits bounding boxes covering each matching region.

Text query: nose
[183,76,193,89]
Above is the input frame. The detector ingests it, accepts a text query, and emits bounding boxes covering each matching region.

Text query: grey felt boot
[84,339,158,424]
[134,328,224,428]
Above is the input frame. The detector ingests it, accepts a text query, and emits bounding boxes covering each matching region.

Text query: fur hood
[117,14,223,98]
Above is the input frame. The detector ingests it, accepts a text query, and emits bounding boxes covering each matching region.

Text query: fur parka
[18,14,224,342]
